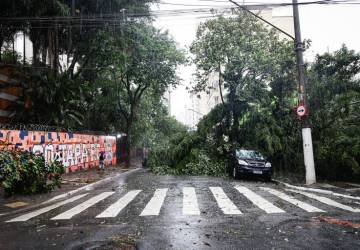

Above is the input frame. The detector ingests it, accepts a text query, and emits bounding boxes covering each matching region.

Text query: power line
[158,0,360,7]
[1,0,360,23]
[0,0,359,30]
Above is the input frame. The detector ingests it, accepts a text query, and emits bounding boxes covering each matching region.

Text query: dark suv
[231,149,272,181]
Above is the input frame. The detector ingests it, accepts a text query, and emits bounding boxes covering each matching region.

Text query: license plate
[253,170,262,174]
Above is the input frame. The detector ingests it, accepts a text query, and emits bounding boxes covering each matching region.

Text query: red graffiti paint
[0,130,116,173]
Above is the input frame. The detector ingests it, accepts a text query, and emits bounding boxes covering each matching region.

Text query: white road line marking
[286,189,360,212]
[183,187,200,215]
[42,169,140,205]
[51,192,114,220]
[234,186,285,214]
[6,194,88,222]
[0,92,19,101]
[140,188,168,216]
[278,182,360,201]
[261,187,325,213]
[209,187,242,215]
[96,190,142,218]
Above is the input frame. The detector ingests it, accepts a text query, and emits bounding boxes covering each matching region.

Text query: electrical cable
[1,0,360,23]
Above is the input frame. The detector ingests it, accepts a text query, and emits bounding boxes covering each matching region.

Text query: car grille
[247,161,265,168]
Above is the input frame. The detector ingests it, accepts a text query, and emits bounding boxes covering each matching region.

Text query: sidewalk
[0,158,143,215]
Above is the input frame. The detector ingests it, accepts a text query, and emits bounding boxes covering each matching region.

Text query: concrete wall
[0,129,116,173]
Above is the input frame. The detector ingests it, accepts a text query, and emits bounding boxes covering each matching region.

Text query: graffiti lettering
[0,130,117,172]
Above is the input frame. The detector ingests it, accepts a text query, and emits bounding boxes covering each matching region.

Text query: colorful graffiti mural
[0,130,116,172]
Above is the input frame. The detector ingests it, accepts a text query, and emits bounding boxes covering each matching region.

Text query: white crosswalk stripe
[6,194,88,222]
[140,188,168,216]
[183,187,200,215]
[51,192,114,220]
[235,186,285,214]
[96,190,142,218]
[286,189,360,213]
[5,186,360,223]
[209,187,242,215]
[261,187,325,213]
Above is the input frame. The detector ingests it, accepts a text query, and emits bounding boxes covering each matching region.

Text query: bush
[180,149,227,177]
[0,149,65,196]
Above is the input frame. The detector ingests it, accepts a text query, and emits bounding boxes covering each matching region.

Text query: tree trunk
[47,25,58,72]
[12,38,15,63]
[32,40,40,65]
[218,63,225,104]
[42,47,47,64]
[123,102,138,168]
[0,37,3,62]
[228,84,236,143]
[124,127,131,167]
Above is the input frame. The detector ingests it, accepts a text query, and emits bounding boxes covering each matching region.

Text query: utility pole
[292,0,316,184]
[228,0,316,184]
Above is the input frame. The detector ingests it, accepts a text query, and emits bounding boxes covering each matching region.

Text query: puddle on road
[70,241,136,250]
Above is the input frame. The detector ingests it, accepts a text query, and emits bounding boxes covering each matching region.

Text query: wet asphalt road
[0,168,359,250]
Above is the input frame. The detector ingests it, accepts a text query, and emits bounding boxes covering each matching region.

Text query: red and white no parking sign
[296,104,307,117]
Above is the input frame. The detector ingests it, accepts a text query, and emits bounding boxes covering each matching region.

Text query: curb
[274,179,360,201]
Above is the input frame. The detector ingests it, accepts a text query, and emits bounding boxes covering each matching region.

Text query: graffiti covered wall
[0,130,116,172]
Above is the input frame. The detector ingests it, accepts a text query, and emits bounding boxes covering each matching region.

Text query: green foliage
[307,45,360,180]
[78,23,185,164]
[180,149,227,177]
[149,129,228,177]
[12,69,85,128]
[153,12,360,181]
[0,149,65,196]
[0,48,23,65]
[0,0,158,131]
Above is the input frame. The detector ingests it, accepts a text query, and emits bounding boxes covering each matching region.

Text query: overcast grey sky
[151,0,360,125]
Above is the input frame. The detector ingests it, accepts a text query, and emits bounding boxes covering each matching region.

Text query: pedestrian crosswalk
[260,187,325,213]
[5,186,360,223]
[140,188,168,216]
[6,194,88,222]
[235,186,285,214]
[286,189,360,213]
[96,190,142,218]
[183,187,200,215]
[209,187,242,215]
[51,192,114,220]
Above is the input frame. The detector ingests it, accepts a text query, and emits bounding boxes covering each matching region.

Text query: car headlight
[265,162,272,168]
[238,159,248,165]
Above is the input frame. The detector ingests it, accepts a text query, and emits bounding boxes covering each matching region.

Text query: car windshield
[236,149,265,160]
